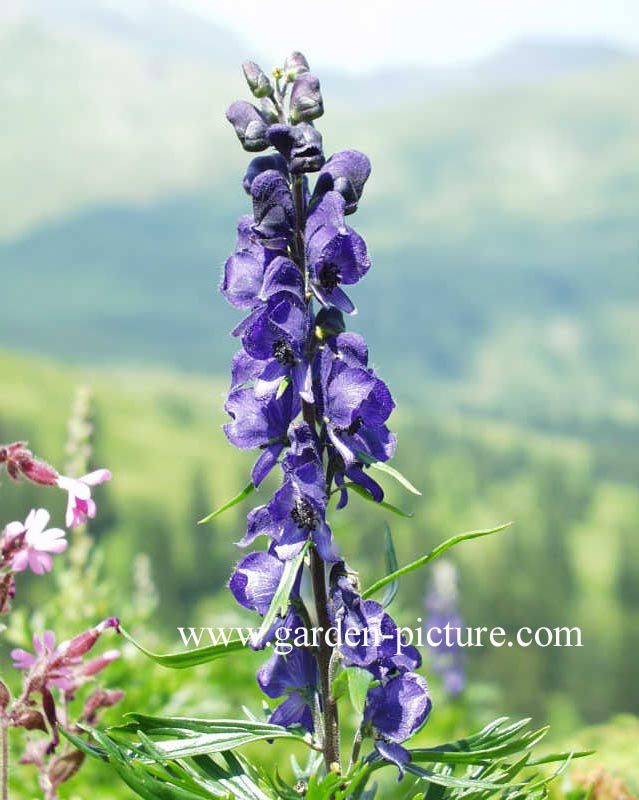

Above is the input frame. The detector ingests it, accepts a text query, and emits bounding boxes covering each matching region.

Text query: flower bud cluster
[3,622,122,798]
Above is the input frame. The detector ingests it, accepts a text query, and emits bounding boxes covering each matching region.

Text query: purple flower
[221,215,283,310]
[312,150,371,215]
[289,73,324,124]
[224,382,300,486]
[316,335,395,489]
[240,448,337,562]
[240,297,313,403]
[257,647,318,731]
[267,123,325,174]
[226,101,270,152]
[305,192,370,313]
[5,509,67,575]
[250,169,296,249]
[329,567,421,672]
[365,672,432,778]
[243,155,289,194]
[229,551,284,615]
[56,469,112,528]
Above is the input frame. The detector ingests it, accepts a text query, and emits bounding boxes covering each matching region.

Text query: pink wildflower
[56,469,112,528]
[7,509,67,576]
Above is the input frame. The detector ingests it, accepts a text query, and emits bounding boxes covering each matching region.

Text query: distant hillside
[1,347,637,723]
[0,43,637,428]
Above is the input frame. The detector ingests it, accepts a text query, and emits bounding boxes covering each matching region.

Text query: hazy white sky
[189,0,638,71]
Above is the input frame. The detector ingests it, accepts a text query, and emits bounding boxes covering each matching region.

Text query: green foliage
[361,523,511,600]
[120,626,246,669]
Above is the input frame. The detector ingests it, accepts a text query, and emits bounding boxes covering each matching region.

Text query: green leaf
[331,667,372,715]
[120,625,245,669]
[198,482,255,525]
[346,667,374,715]
[356,452,421,495]
[361,523,511,600]
[339,481,414,518]
[255,543,309,642]
[381,524,399,608]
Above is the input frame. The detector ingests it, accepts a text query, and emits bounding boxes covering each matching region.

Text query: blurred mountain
[0,11,637,431]
[1,0,249,64]
[323,37,634,107]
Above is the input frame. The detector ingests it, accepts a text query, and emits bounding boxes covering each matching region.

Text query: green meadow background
[0,4,637,798]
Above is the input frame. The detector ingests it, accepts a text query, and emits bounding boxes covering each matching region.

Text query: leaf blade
[361,523,512,599]
[198,482,255,525]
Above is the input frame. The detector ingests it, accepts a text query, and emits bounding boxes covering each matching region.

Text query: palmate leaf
[361,523,512,600]
[198,482,255,525]
[120,625,246,669]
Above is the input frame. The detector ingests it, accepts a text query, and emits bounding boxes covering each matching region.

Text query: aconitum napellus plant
[66,52,588,800]
[222,51,429,777]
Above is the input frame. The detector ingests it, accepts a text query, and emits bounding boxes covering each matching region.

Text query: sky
[188,0,639,72]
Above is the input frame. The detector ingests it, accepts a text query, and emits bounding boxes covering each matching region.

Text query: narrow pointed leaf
[361,523,511,599]
[120,625,245,668]
[381,523,399,608]
[198,482,255,525]
[340,482,414,518]
[356,452,421,495]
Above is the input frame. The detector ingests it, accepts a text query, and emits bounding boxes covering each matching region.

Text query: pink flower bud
[58,617,119,660]
[79,648,120,677]
[0,442,59,485]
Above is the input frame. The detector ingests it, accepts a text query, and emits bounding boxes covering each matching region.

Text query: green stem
[1,715,8,800]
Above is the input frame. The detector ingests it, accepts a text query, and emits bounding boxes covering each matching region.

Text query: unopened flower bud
[48,750,85,786]
[13,708,47,731]
[58,617,119,660]
[226,101,270,152]
[242,60,273,98]
[79,648,120,677]
[289,73,323,124]
[81,688,125,722]
[284,51,309,80]
[0,442,58,485]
